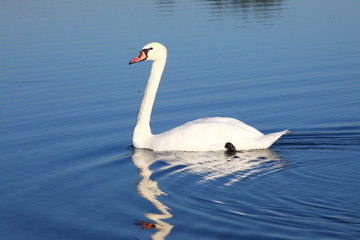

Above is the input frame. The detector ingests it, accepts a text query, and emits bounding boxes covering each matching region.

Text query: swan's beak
[129,50,148,65]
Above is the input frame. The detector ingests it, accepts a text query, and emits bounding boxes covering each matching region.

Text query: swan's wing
[151,117,264,151]
[183,117,263,136]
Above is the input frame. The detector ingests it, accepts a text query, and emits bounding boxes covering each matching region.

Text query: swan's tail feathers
[261,129,290,149]
[279,129,291,135]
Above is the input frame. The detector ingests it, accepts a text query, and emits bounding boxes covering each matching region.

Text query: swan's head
[129,42,167,65]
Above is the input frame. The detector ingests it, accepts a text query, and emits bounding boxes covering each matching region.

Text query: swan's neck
[133,58,166,147]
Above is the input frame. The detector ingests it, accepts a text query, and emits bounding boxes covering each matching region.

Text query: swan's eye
[142,48,152,56]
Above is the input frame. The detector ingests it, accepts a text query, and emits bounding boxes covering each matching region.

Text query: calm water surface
[1,0,360,239]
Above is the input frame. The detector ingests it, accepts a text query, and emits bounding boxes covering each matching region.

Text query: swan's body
[129,42,288,152]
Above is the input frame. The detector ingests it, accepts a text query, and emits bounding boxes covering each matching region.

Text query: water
[1,0,360,239]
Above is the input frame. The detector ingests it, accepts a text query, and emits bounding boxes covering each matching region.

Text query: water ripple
[151,149,287,185]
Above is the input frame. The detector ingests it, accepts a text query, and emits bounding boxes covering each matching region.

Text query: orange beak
[129,50,148,65]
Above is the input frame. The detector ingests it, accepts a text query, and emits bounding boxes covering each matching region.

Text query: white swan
[129,42,288,151]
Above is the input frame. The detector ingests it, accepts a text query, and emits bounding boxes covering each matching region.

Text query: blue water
[1,0,360,239]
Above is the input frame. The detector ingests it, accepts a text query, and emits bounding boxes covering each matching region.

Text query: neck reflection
[132,149,173,240]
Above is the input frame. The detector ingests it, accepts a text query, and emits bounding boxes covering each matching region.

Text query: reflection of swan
[132,149,173,240]
[151,149,285,186]
[129,42,288,151]
[132,148,285,238]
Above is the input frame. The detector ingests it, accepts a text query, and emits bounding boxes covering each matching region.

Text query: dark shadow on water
[154,0,286,26]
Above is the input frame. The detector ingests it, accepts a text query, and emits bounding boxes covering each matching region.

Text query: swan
[129,42,288,151]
